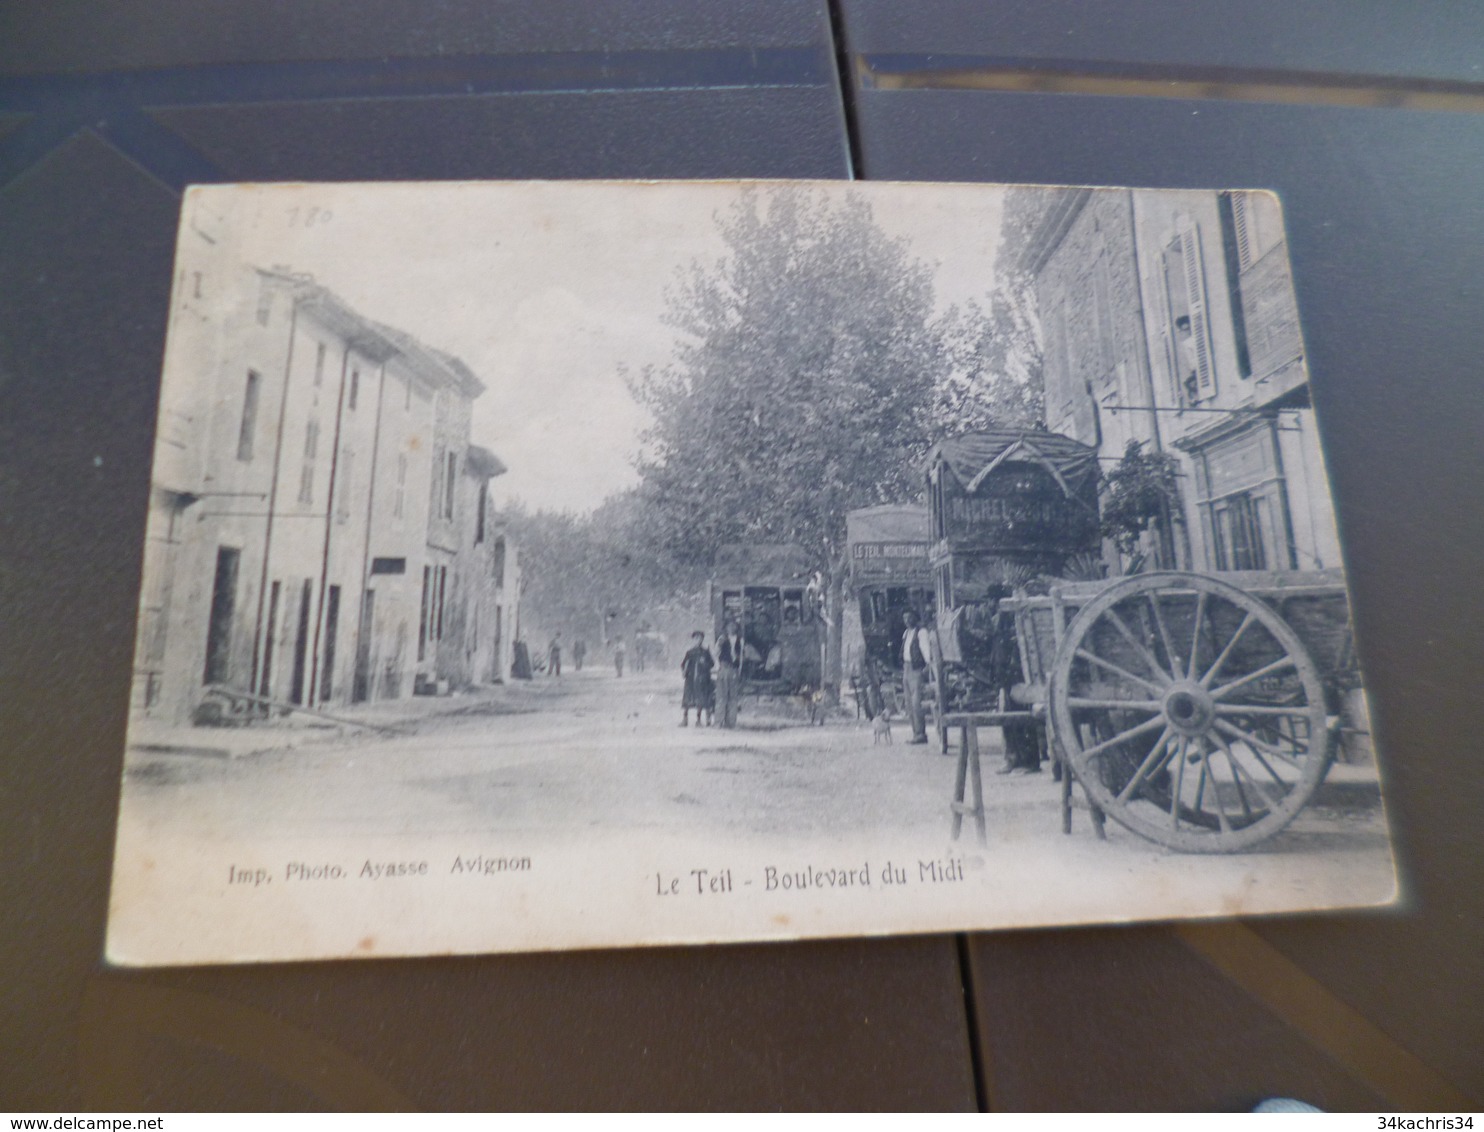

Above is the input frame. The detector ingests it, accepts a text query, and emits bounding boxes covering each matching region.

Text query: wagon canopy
[927,428,1099,500]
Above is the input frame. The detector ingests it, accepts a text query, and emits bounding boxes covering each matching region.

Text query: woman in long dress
[680,631,715,727]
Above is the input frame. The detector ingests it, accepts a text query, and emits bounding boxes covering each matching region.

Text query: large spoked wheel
[1049,572,1331,853]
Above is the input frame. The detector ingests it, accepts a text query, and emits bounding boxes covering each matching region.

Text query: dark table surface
[2,1,1481,1110]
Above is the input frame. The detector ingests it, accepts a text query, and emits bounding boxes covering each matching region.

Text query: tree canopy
[502,491,707,646]
[506,185,1050,658]
[628,186,954,569]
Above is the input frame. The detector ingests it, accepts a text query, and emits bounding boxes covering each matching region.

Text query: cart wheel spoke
[1147,591,1183,678]
[1221,722,1295,792]
[1074,648,1166,696]
[1169,736,1189,829]
[1199,610,1257,689]
[1194,737,1232,833]
[1214,718,1304,771]
[1105,605,1176,685]
[1067,697,1163,712]
[1187,590,1208,681]
[1213,702,1313,718]
[1209,655,1297,701]
[1078,713,1167,760]
[1117,725,1176,804]
[1213,729,1260,820]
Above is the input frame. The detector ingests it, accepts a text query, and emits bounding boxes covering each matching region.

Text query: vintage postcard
[107,180,1396,965]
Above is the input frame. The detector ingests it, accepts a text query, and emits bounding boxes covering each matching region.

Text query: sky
[212,180,1009,514]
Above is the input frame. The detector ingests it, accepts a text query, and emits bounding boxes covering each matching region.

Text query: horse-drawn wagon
[925,428,1365,853]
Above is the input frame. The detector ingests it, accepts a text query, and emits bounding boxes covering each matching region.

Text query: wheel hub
[1162,681,1215,737]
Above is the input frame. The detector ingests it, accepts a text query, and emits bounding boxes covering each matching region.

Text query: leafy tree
[932,287,1045,434]
[501,492,706,650]
[1101,440,1181,558]
[627,186,956,697]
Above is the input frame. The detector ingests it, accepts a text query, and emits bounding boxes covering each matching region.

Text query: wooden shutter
[1180,226,1216,400]
[1230,193,1254,270]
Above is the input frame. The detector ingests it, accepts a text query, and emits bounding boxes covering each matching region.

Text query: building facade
[132,232,517,725]
[1020,188,1340,576]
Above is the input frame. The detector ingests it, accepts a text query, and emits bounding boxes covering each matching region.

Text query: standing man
[547,633,562,678]
[715,618,745,729]
[901,609,935,745]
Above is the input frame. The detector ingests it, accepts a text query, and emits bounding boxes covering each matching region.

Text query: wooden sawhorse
[939,710,1037,846]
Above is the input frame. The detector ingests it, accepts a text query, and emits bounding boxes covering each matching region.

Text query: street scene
[108,181,1396,965]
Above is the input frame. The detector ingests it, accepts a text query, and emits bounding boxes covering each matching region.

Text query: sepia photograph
[107,180,1397,965]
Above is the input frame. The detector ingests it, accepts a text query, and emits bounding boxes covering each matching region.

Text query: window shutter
[1180,226,1216,400]
[1230,194,1254,270]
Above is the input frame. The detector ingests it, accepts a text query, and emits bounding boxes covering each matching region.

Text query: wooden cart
[996,568,1361,853]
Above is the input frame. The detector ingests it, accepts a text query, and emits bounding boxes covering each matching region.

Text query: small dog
[808,687,826,726]
[795,683,827,726]
[872,709,894,745]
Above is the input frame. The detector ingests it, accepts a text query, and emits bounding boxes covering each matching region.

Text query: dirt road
[122,663,1390,874]
[123,667,989,844]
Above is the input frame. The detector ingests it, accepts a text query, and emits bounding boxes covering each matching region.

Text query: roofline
[465,444,507,479]
[1017,187,1096,276]
[258,267,485,397]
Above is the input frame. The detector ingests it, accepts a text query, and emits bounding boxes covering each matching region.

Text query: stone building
[1016,187,1340,575]
[132,232,516,725]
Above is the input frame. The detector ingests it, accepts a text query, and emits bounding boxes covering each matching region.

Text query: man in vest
[715,618,745,729]
[901,609,935,745]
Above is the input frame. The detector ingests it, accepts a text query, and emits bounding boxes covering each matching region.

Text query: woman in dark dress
[680,631,715,727]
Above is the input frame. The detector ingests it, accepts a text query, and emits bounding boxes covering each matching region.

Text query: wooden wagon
[709,543,823,696]
[994,568,1361,853]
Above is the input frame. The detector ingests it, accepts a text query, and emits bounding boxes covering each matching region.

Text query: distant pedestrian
[573,638,586,671]
[902,610,935,745]
[633,630,646,673]
[614,639,626,677]
[548,634,562,678]
[680,631,715,727]
[716,618,744,729]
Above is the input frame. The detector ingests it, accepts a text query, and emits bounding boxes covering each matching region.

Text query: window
[320,585,340,702]
[1217,194,1254,378]
[436,565,448,640]
[1162,226,1216,405]
[1211,493,1268,572]
[335,447,353,523]
[314,342,326,387]
[296,419,318,504]
[492,538,506,585]
[1220,191,1302,381]
[1195,422,1297,572]
[348,368,360,411]
[476,481,487,543]
[237,370,261,462]
[1229,191,1285,270]
[418,565,431,661]
[443,452,457,520]
[371,557,406,575]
